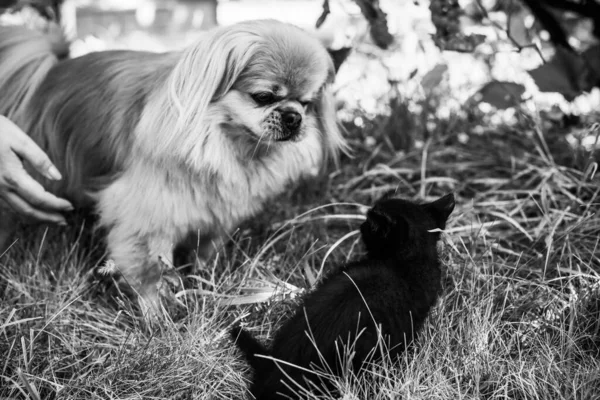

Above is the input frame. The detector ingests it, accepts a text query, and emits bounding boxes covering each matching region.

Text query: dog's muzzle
[264,110,302,141]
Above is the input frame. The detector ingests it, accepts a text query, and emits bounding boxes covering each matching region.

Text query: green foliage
[427,0,600,103]
[472,80,527,109]
[528,45,600,101]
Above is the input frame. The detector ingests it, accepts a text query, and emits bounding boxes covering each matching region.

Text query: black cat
[231,193,455,399]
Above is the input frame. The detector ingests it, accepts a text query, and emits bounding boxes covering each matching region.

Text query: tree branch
[352,0,394,49]
[520,0,573,51]
[315,0,330,28]
[474,0,546,61]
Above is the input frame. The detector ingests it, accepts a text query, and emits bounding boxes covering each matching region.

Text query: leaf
[582,44,600,87]
[507,9,530,48]
[583,45,600,70]
[408,68,419,80]
[527,46,600,101]
[315,0,330,28]
[475,80,526,109]
[327,46,352,73]
[434,33,486,53]
[353,0,394,49]
[420,63,448,94]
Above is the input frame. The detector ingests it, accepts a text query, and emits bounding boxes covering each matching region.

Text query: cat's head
[360,193,455,258]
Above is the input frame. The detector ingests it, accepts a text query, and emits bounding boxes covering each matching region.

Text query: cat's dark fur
[231,193,455,399]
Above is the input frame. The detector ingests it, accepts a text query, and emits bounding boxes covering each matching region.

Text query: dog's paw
[156,274,183,301]
[110,255,187,323]
[137,286,163,322]
[137,280,184,324]
[157,253,184,299]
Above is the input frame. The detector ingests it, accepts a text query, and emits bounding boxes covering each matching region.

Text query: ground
[1,1,600,399]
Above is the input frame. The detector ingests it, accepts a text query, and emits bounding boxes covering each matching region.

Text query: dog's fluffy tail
[230,325,270,371]
[0,24,67,124]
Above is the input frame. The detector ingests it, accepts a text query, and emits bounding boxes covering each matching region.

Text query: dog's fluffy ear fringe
[135,19,351,170]
[317,85,352,169]
[135,23,263,165]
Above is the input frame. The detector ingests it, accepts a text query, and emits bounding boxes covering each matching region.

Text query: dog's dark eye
[252,92,276,106]
[300,100,312,108]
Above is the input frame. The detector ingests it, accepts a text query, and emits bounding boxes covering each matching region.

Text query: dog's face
[211,21,336,145]
[154,20,347,168]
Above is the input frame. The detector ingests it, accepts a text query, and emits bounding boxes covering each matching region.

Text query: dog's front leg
[195,232,226,273]
[174,229,227,274]
[106,223,178,318]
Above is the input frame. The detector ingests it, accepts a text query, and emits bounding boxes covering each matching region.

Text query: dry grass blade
[16,368,41,400]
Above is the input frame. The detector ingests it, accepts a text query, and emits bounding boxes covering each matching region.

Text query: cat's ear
[425,193,455,229]
[361,208,393,242]
[361,207,409,246]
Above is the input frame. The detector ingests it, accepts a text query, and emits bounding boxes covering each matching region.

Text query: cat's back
[269,263,399,341]
[308,257,441,331]
[294,262,410,335]
[334,260,409,301]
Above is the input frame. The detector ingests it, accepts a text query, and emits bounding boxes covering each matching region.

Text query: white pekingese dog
[0,19,347,313]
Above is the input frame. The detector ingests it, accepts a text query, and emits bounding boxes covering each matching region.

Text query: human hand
[0,115,73,224]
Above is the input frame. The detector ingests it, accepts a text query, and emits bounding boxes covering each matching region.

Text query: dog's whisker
[251,130,268,160]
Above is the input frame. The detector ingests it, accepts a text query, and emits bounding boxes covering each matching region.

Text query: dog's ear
[167,25,260,135]
[135,23,263,164]
[315,84,351,168]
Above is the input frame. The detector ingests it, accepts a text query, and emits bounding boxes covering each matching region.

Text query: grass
[2,98,599,399]
[2,10,600,394]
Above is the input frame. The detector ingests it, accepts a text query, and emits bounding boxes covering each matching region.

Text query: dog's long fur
[0,20,347,310]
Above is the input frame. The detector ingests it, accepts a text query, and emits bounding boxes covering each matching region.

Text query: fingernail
[47,165,62,180]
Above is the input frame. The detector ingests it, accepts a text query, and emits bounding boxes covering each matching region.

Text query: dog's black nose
[282,111,302,130]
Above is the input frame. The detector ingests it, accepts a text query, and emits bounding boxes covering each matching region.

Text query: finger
[10,171,73,211]
[2,192,67,225]
[5,120,62,181]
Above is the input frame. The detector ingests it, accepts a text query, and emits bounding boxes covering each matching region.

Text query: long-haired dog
[0,19,347,314]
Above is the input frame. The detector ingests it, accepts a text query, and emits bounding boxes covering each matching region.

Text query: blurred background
[1,0,599,152]
[0,4,599,397]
